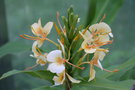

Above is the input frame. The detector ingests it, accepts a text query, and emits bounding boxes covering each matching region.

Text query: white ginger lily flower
[47,50,65,73]
[79,30,96,53]
[47,50,84,74]
[89,22,113,38]
[88,50,106,81]
[20,19,53,47]
[88,64,96,81]
[53,71,65,86]
[88,50,118,81]
[80,22,113,53]
[92,50,107,70]
[53,71,81,86]
[30,41,47,66]
[31,19,53,47]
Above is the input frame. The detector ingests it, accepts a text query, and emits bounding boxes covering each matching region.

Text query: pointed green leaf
[72,77,135,90]
[32,85,64,90]
[0,70,55,83]
[0,41,31,58]
[97,58,135,78]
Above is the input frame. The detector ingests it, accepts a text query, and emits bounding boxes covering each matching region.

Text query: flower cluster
[79,22,117,81]
[20,18,83,86]
[20,8,118,87]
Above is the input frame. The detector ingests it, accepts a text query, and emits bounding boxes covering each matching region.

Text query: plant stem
[65,75,72,90]
[46,38,59,47]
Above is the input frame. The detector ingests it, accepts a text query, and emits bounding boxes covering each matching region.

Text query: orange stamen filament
[78,61,118,72]
[20,34,46,41]
[56,12,64,33]
[63,59,85,70]
[86,40,113,49]
[100,14,106,22]
[24,64,39,71]
[94,64,118,72]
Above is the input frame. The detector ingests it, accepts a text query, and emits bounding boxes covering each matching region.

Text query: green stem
[46,38,59,47]
[65,76,72,90]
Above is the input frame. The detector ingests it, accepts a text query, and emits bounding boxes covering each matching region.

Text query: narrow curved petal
[47,50,62,62]
[36,59,46,66]
[32,41,39,56]
[58,39,65,56]
[98,35,110,43]
[38,18,42,26]
[43,22,53,35]
[98,51,106,61]
[79,31,92,42]
[37,40,44,47]
[66,73,81,83]
[85,48,96,54]
[81,41,87,49]
[31,23,42,36]
[109,33,113,38]
[98,22,111,33]
[81,41,96,53]
[89,23,98,32]
[47,63,65,73]
[53,76,61,85]
[94,50,106,61]
[53,72,65,86]
[97,60,103,70]
[88,64,96,81]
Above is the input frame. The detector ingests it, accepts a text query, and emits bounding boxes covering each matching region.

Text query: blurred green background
[0,0,135,90]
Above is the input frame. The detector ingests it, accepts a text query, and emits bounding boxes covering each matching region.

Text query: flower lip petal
[31,23,41,36]
[85,48,96,53]
[66,73,81,83]
[47,63,65,73]
[53,71,65,86]
[97,60,103,70]
[88,66,96,82]
[109,33,113,38]
[47,50,62,62]
[43,22,53,35]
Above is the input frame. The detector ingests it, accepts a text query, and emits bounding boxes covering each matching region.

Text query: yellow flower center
[56,57,65,65]
[37,59,46,64]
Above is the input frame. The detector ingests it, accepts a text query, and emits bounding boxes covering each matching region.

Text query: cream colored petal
[47,50,62,62]
[47,63,65,73]
[88,64,96,81]
[66,73,81,83]
[30,54,34,58]
[53,76,62,86]
[109,33,113,38]
[53,71,65,86]
[97,60,103,70]
[98,22,111,32]
[98,35,110,42]
[58,39,65,56]
[84,48,96,54]
[98,51,106,61]
[38,18,42,26]
[43,22,53,35]
[79,31,85,39]
[77,18,80,22]
[31,23,42,36]
[36,59,46,66]
[38,55,47,61]
[79,31,92,42]
[37,40,44,47]
[89,23,98,32]
[81,41,96,53]
[81,41,87,49]
[32,41,39,57]
[82,30,92,40]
